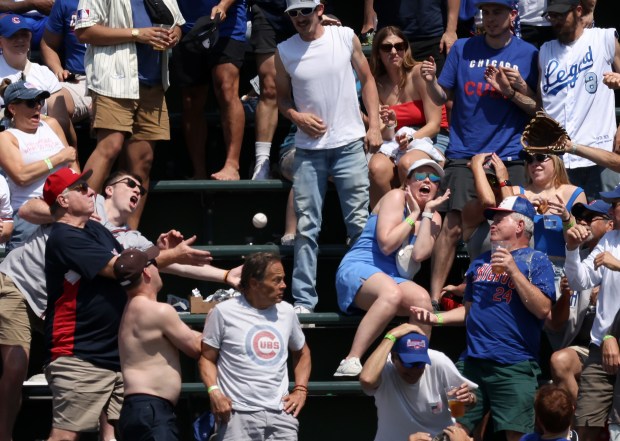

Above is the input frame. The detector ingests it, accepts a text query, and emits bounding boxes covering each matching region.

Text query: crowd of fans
[0,0,620,439]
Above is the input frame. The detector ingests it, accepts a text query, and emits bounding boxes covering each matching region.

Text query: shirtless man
[115,247,202,440]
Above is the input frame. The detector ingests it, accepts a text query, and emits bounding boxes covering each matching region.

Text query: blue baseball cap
[600,185,620,203]
[0,14,31,38]
[3,80,50,106]
[476,0,516,9]
[572,200,612,220]
[393,332,431,367]
[484,196,536,220]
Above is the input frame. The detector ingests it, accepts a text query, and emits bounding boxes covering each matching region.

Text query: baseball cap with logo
[181,14,221,54]
[0,13,32,38]
[571,200,612,220]
[484,195,536,220]
[544,0,580,15]
[113,246,161,288]
[42,168,93,207]
[285,0,320,13]
[394,332,432,367]
[3,80,51,106]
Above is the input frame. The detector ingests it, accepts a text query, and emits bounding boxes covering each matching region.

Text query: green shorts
[458,357,541,434]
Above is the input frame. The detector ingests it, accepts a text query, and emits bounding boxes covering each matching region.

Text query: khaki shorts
[45,356,124,432]
[575,343,614,428]
[61,75,92,122]
[0,273,42,349]
[91,84,170,141]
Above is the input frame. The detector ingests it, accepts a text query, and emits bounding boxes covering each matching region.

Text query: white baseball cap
[285,0,320,13]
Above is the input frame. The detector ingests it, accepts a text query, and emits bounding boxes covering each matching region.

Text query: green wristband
[435,312,444,326]
[207,385,220,393]
[405,217,415,227]
[384,333,397,343]
[604,335,615,341]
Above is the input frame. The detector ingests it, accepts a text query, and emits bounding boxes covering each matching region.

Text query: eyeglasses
[379,42,407,53]
[486,175,499,188]
[109,177,147,196]
[287,7,315,17]
[412,172,441,183]
[146,258,158,268]
[68,181,89,194]
[14,98,45,108]
[524,153,551,164]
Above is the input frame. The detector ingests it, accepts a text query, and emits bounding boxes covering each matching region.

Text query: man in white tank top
[538,0,620,198]
[275,0,382,313]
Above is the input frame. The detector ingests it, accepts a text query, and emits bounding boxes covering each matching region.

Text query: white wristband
[421,211,434,220]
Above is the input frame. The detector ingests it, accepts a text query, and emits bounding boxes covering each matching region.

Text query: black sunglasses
[14,98,45,108]
[110,177,147,196]
[380,42,408,53]
[287,7,315,17]
[146,258,158,268]
[68,181,89,194]
[395,354,426,369]
[524,153,551,164]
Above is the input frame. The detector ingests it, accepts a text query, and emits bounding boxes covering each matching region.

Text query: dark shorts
[118,394,178,441]
[575,343,615,428]
[410,36,445,74]
[250,4,277,54]
[171,37,246,88]
[438,158,526,212]
[458,357,541,435]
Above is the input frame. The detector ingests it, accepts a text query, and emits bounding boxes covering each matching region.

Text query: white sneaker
[334,357,362,377]
[24,373,48,385]
[293,305,313,314]
[251,160,271,180]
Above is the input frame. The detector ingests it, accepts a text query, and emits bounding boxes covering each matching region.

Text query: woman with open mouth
[333,158,450,377]
[0,80,78,251]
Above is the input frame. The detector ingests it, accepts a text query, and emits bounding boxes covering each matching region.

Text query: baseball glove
[520,111,571,154]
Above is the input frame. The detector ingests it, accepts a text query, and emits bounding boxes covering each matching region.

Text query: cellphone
[64,72,77,82]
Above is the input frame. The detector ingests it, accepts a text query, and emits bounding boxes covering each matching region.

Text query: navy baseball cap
[3,80,50,106]
[572,200,612,220]
[394,332,431,367]
[476,0,516,9]
[0,14,31,38]
[544,0,580,15]
[484,196,536,220]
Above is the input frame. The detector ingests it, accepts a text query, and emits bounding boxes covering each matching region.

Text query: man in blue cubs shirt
[412,196,555,441]
[42,168,125,441]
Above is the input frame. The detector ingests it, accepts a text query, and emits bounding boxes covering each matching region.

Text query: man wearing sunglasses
[275,0,382,313]
[538,0,620,199]
[360,323,477,441]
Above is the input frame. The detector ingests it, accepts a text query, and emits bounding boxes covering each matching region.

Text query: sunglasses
[146,258,158,268]
[486,175,499,188]
[15,98,45,108]
[395,354,426,369]
[110,177,147,196]
[379,42,407,53]
[412,172,441,183]
[524,153,551,164]
[543,8,573,22]
[68,181,89,194]
[287,7,315,17]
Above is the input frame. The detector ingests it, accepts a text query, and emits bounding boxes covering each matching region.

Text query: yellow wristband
[223,270,230,283]
[435,312,444,326]
[384,333,397,343]
[44,158,53,170]
[207,385,220,393]
[562,220,575,232]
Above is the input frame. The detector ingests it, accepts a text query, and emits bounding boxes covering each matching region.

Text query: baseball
[252,212,268,229]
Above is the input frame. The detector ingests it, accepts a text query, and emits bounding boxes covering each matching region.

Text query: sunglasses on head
[412,172,441,183]
[287,7,315,17]
[15,98,45,108]
[379,42,408,53]
[68,181,89,194]
[110,177,147,196]
[524,153,551,164]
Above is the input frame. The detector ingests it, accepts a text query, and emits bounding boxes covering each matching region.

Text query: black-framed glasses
[68,181,89,194]
[146,258,158,268]
[524,153,551,164]
[486,175,499,188]
[14,98,45,108]
[110,177,147,196]
[379,42,407,53]
[413,172,441,183]
[287,7,315,17]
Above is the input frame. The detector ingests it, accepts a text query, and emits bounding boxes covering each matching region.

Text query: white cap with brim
[285,0,320,12]
[406,159,444,179]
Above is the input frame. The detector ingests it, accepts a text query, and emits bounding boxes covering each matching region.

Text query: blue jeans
[292,139,369,310]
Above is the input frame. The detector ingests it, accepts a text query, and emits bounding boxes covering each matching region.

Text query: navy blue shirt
[45,0,87,74]
[131,0,162,86]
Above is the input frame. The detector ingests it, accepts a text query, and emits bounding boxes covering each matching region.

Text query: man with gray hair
[411,196,556,441]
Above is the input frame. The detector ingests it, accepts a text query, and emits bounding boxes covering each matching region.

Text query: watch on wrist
[499,180,512,188]
[131,28,140,39]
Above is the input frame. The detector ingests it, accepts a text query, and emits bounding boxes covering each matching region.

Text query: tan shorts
[61,75,92,122]
[91,84,170,141]
[0,273,42,349]
[575,344,614,428]
[45,356,124,432]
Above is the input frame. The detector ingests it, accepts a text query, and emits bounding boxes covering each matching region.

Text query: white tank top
[277,26,366,150]
[6,120,65,210]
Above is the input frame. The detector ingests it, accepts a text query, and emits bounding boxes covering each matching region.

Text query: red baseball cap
[43,168,93,206]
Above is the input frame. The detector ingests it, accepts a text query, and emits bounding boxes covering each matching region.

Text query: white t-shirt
[202,296,306,412]
[0,175,13,221]
[0,56,62,113]
[364,350,478,441]
[277,26,366,150]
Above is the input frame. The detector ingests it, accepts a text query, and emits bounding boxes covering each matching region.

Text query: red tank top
[389,100,449,131]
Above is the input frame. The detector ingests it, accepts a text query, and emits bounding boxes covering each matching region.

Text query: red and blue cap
[394,332,431,367]
[484,196,536,220]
